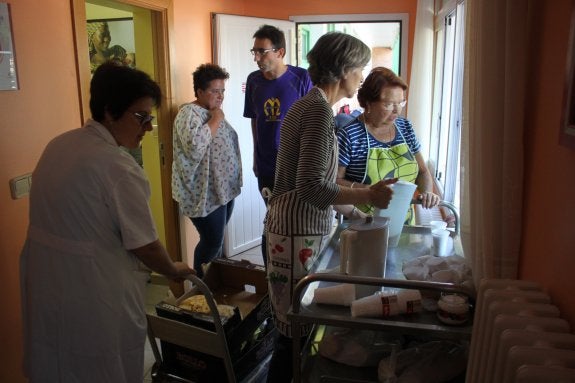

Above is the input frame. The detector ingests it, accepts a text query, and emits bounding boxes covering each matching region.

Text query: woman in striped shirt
[264,32,397,383]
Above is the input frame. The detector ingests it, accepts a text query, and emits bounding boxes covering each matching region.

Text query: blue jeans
[190,200,234,278]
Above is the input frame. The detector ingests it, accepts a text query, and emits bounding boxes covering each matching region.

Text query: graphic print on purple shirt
[243,65,312,178]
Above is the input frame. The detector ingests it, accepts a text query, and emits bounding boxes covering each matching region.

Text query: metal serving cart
[287,203,474,383]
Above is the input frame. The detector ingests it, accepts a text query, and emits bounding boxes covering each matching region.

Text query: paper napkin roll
[313,283,356,306]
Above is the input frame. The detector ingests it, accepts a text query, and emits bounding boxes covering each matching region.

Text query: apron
[357,124,419,223]
[266,231,326,337]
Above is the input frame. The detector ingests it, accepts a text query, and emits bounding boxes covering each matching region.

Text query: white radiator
[466,279,575,382]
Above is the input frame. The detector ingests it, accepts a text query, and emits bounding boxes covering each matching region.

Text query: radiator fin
[467,279,575,382]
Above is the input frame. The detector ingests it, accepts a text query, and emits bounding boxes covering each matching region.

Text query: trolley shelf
[287,221,474,383]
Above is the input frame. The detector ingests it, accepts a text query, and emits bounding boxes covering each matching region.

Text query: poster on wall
[87,18,136,73]
[0,2,18,90]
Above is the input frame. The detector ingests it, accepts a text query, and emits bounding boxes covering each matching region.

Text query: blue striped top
[336,116,421,183]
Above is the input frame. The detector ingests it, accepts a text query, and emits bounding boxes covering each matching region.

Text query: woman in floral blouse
[172,64,242,277]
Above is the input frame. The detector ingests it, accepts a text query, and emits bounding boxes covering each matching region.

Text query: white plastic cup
[430,220,447,231]
[432,228,450,257]
[313,283,356,306]
[351,289,422,318]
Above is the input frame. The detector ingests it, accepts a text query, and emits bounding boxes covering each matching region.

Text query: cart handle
[182,274,236,383]
[291,273,475,316]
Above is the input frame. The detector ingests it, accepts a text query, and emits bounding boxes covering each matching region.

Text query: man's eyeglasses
[250,48,277,57]
[133,112,155,126]
[380,100,407,112]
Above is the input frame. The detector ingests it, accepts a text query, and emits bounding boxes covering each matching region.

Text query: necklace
[363,116,396,143]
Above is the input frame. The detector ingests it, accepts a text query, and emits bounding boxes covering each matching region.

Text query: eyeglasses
[207,88,225,96]
[380,100,407,112]
[133,112,155,126]
[250,48,277,57]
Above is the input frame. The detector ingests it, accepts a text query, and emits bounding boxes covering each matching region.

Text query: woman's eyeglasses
[380,100,407,112]
[133,112,155,126]
[250,48,277,57]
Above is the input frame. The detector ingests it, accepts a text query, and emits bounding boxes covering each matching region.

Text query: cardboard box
[159,319,278,382]
[155,258,275,381]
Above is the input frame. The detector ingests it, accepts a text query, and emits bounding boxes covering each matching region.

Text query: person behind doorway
[172,64,242,278]
[264,33,397,383]
[336,67,440,221]
[20,62,194,383]
[244,24,312,265]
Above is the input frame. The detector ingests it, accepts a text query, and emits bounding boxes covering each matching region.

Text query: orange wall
[0,1,82,382]
[520,0,575,325]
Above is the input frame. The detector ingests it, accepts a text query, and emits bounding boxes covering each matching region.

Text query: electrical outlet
[9,173,32,199]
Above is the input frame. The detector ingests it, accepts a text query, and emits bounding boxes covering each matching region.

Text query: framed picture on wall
[87,18,136,73]
[0,2,18,90]
[560,3,575,150]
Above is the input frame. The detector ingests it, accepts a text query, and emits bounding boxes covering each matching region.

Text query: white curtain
[407,0,435,160]
[461,0,530,286]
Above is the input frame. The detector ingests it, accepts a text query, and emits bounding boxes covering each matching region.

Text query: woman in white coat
[20,62,193,383]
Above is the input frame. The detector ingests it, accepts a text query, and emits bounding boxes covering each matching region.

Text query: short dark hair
[253,24,286,50]
[90,62,161,122]
[307,32,371,86]
[357,67,408,108]
[192,64,230,97]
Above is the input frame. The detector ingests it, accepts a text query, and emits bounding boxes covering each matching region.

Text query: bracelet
[351,182,356,189]
[351,206,357,217]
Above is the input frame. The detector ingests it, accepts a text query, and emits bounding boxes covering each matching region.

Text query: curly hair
[357,67,408,108]
[192,64,230,97]
[307,32,371,86]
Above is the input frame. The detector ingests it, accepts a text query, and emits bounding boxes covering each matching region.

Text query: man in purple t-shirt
[244,25,312,203]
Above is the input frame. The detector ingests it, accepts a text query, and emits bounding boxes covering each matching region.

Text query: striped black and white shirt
[265,87,340,236]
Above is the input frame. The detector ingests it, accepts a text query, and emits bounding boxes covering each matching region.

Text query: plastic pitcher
[373,180,417,247]
[339,216,390,298]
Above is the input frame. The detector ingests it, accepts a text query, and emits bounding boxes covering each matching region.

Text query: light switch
[9,173,32,199]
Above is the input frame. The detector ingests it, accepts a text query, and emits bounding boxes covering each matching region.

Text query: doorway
[71,0,181,269]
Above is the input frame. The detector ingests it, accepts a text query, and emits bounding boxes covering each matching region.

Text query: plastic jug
[373,180,417,247]
[339,216,390,298]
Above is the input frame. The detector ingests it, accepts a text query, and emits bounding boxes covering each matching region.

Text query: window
[430,1,465,209]
[291,14,408,115]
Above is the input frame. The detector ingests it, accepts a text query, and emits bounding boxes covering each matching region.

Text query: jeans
[257,176,274,267]
[190,200,234,278]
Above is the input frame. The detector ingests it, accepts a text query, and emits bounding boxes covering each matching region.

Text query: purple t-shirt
[244,65,312,178]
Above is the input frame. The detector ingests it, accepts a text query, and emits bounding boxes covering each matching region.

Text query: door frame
[70,0,181,265]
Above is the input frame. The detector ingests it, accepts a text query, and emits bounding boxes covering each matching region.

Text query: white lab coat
[20,120,158,383]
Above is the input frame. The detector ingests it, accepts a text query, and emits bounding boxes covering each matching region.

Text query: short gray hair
[307,32,371,86]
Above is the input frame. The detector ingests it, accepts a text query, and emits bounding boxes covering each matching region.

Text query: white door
[213,14,295,257]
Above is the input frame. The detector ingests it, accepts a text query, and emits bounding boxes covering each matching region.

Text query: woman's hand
[418,191,440,209]
[169,262,196,282]
[207,108,225,135]
[369,178,398,209]
[334,204,368,220]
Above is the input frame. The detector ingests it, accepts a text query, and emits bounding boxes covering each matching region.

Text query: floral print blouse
[172,102,242,218]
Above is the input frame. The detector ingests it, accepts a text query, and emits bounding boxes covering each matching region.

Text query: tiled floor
[143,245,265,382]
